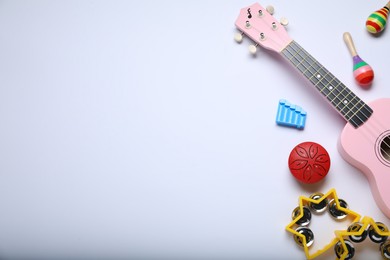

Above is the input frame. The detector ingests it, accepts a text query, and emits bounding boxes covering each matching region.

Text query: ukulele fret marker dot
[329,86,333,90]
[344,100,348,104]
[316,74,321,79]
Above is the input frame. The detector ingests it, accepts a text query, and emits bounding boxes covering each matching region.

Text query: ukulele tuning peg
[248,44,258,55]
[266,5,275,15]
[234,32,244,43]
[280,17,289,26]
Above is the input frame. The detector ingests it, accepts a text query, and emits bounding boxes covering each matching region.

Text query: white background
[0,0,390,259]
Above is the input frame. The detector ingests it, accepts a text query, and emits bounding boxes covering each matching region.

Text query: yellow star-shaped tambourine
[286,188,390,259]
[285,188,361,259]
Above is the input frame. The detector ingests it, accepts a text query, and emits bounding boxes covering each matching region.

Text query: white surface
[0,0,389,259]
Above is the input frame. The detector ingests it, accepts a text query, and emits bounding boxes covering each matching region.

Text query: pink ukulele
[235,3,390,218]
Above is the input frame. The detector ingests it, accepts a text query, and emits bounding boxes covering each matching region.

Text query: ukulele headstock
[235,3,292,54]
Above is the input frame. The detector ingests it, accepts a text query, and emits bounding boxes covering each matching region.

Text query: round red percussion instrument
[288,142,331,184]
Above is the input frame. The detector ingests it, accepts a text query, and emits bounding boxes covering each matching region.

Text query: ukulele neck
[281,41,373,128]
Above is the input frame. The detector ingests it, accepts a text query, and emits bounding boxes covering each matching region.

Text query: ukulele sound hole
[380,135,390,162]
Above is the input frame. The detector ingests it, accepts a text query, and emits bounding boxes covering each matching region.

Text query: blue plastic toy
[276,99,307,129]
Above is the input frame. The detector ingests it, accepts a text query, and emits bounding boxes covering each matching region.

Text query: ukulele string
[290,42,390,151]
[284,42,390,159]
[295,43,390,158]
[246,18,390,157]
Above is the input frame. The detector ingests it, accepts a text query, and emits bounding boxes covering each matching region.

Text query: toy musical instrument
[286,189,390,259]
[343,32,374,88]
[276,99,307,129]
[288,142,331,184]
[235,3,390,218]
[366,1,390,34]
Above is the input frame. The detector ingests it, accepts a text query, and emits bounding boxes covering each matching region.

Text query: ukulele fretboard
[281,41,372,128]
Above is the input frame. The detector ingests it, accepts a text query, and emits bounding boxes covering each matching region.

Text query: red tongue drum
[343,32,374,88]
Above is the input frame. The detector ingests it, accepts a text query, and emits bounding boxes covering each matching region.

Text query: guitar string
[284,44,375,134]
[287,41,370,124]
[287,42,390,159]
[242,19,390,158]
[284,41,390,159]
[289,48,390,162]
[287,42,379,132]
[289,42,368,127]
[290,41,388,136]
[242,18,369,128]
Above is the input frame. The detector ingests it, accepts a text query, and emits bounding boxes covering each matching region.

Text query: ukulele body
[339,98,390,217]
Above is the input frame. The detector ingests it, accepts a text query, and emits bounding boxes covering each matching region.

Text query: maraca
[366,1,390,34]
[343,32,374,88]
